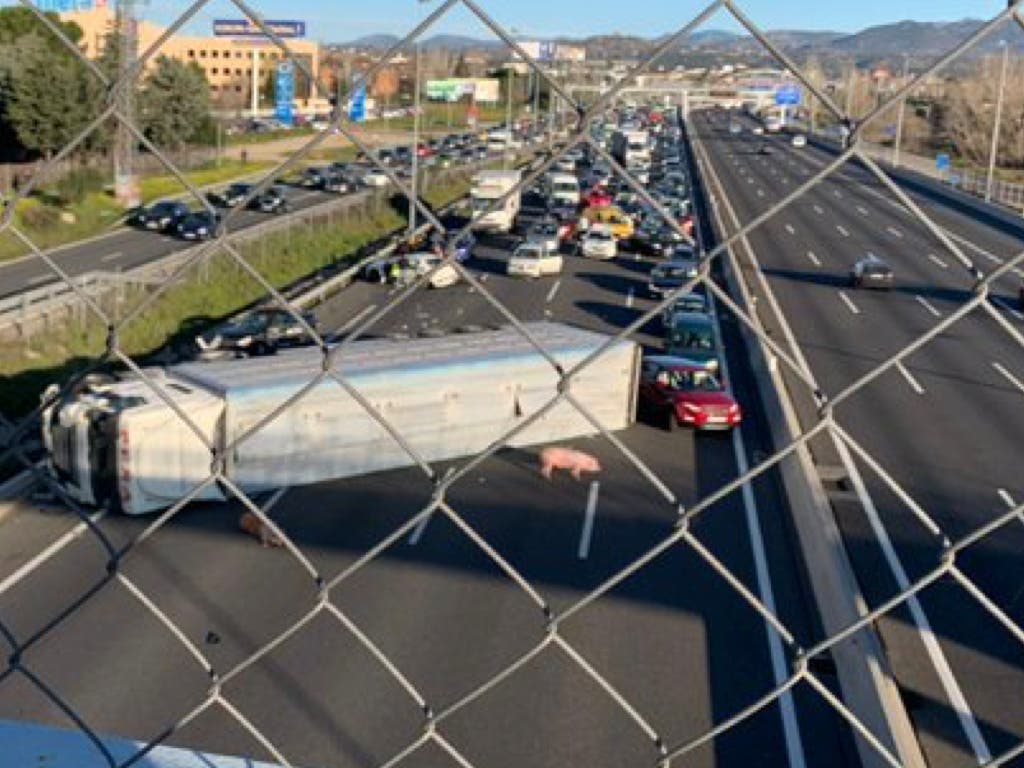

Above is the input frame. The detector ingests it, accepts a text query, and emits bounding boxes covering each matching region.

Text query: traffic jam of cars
[173,108,742,434]
[354,107,742,432]
[128,127,541,242]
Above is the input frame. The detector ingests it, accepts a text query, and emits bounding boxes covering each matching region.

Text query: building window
[235,68,242,76]
[212,50,219,58]
[199,50,206,58]
[235,85,242,92]
[236,51,243,59]
[246,68,252,75]
[212,68,219,75]
[187,49,195,58]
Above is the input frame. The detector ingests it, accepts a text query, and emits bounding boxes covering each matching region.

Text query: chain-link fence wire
[0,0,1024,766]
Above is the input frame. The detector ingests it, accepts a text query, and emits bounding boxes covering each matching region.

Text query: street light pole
[506,66,514,128]
[893,53,910,167]
[986,41,1010,203]
[409,40,421,233]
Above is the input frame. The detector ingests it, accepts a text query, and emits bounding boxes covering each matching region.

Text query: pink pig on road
[539,446,602,481]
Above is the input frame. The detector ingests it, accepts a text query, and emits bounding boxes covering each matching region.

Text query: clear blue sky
[139,0,1005,42]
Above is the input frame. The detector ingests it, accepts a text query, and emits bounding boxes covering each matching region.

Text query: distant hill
[340,19,1012,62]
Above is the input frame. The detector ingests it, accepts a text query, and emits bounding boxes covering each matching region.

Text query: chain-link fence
[2,1,1024,767]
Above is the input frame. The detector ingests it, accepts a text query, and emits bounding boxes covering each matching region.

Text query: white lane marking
[928,254,948,269]
[0,511,107,596]
[992,361,1024,396]
[577,481,600,559]
[887,226,904,239]
[625,287,634,308]
[998,489,1016,509]
[704,290,807,768]
[812,204,824,215]
[916,295,942,318]
[546,279,562,303]
[756,189,765,197]
[332,303,377,336]
[26,275,51,286]
[896,362,925,395]
[838,291,860,315]
[836,437,994,763]
[784,223,795,235]
[833,189,843,198]
[697,126,990,763]
[856,205,869,216]
[747,177,755,184]
[101,251,124,263]
[836,225,849,237]
[992,297,1024,321]
[806,250,821,267]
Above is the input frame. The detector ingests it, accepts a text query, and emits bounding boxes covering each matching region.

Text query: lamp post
[409,39,421,233]
[892,53,910,168]
[986,41,1010,203]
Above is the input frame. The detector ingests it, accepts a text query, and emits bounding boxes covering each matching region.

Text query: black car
[134,200,190,232]
[195,308,317,357]
[850,254,894,289]
[175,211,220,241]
[248,185,292,214]
[319,171,351,193]
[301,166,331,188]
[630,222,689,257]
[211,182,253,208]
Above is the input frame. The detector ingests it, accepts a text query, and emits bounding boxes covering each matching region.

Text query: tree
[453,54,470,78]
[0,8,92,160]
[0,33,96,159]
[944,56,1024,168]
[137,56,211,151]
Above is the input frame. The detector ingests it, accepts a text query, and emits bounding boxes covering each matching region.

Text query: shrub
[53,166,106,205]
[19,203,59,229]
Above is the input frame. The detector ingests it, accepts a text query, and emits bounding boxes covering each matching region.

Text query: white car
[791,134,807,148]
[362,170,391,187]
[405,252,460,289]
[580,225,618,260]
[752,126,764,136]
[507,243,563,278]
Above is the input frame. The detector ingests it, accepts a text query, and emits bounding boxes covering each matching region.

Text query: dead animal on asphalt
[239,512,284,547]
[539,447,602,481]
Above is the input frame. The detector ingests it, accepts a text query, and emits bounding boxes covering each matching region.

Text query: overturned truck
[43,323,641,515]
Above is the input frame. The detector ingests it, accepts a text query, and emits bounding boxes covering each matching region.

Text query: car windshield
[516,247,543,261]
[532,224,558,237]
[654,265,691,280]
[660,368,722,392]
[669,327,714,350]
[588,231,612,242]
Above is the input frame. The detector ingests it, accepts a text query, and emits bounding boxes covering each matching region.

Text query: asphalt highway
[691,109,1024,768]
[0,191,851,765]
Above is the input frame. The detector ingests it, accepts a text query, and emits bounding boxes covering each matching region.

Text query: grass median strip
[0,171,476,417]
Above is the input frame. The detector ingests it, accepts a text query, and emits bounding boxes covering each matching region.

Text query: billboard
[213,19,307,38]
[274,62,295,125]
[774,84,802,106]
[349,78,367,123]
[426,79,476,102]
[38,0,107,10]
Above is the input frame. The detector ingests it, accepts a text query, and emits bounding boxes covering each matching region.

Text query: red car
[639,355,741,431]
[415,143,434,158]
[583,187,613,209]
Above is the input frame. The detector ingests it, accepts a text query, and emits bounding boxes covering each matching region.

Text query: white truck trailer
[611,129,651,168]
[470,169,522,233]
[42,323,640,515]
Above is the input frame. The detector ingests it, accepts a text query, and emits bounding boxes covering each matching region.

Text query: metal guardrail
[0,163,484,337]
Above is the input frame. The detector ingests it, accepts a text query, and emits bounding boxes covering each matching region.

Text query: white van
[507,243,563,278]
